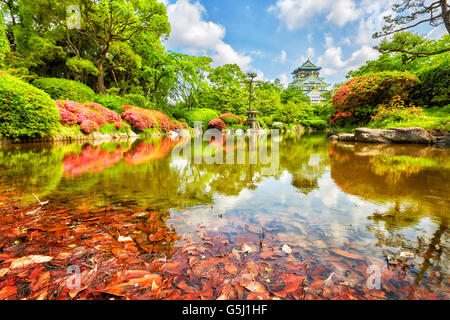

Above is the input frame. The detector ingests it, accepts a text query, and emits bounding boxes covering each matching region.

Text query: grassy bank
[334,106,450,133]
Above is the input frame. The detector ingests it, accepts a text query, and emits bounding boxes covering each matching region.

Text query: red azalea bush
[85,102,121,123]
[56,100,123,134]
[58,107,78,126]
[56,100,107,126]
[329,112,353,125]
[220,113,242,125]
[121,106,157,132]
[80,120,99,134]
[331,71,420,125]
[208,118,226,131]
[120,105,188,133]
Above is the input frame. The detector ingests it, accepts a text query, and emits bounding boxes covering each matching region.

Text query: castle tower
[289,58,330,104]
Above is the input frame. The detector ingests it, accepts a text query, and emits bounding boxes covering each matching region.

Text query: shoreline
[329,127,450,148]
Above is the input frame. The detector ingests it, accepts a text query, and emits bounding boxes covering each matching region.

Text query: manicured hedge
[183,108,219,130]
[0,72,61,138]
[332,71,420,125]
[220,113,242,125]
[33,78,96,102]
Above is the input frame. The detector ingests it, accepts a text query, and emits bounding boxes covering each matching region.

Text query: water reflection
[330,142,449,288]
[0,135,448,297]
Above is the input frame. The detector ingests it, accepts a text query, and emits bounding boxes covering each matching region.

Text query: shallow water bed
[0,134,448,299]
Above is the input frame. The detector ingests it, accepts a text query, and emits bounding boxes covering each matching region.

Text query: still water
[0,133,448,299]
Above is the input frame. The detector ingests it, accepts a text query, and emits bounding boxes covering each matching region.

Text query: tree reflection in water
[330,142,450,288]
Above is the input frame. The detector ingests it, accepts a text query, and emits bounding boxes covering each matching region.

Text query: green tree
[280,86,311,105]
[170,53,212,111]
[13,0,170,93]
[202,64,247,114]
[0,13,10,65]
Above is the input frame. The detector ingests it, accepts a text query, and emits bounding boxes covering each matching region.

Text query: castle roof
[297,58,321,71]
[292,74,329,86]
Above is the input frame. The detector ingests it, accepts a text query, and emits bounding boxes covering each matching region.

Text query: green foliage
[348,33,450,78]
[66,57,99,82]
[280,86,311,104]
[99,123,129,134]
[199,64,247,115]
[367,105,450,131]
[0,72,61,138]
[181,108,219,130]
[94,95,129,114]
[371,95,424,126]
[332,71,420,125]
[302,119,327,130]
[416,61,450,108]
[0,15,10,65]
[33,78,96,102]
[123,93,151,109]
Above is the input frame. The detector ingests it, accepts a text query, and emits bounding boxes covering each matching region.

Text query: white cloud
[166,0,252,71]
[326,0,361,26]
[280,50,287,63]
[255,70,266,81]
[269,0,360,30]
[278,73,290,87]
[213,42,252,71]
[354,0,393,45]
[317,35,379,77]
[307,47,315,59]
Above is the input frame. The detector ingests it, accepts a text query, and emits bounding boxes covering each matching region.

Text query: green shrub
[416,61,450,108]
[94,94,129,114]
[371,95,424,126]
[123,93,151,109]
[33,78,96,102]
[0,72,61,138]
[332,71,420,125]
[99,123,129,134]
[260,116,273,128]
[184,108,219,130]
[302,119,327,130]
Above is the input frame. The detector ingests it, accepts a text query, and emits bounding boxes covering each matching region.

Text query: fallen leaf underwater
[0,194,448,300]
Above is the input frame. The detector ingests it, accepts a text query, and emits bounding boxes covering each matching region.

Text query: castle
[288,59,330,104]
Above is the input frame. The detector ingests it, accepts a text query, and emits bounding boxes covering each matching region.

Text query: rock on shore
[355,127,431,144]
[329,127,449,148]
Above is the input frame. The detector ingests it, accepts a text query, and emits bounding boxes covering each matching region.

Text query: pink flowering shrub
[121,106,157,132]
[85,102,120,123]
[331,71,420,125]
[55,100,123,134]
[120,105,188,133]
[58,107,78,126]
[56,100,107,126]
[80,120,99,134]
[208,118,226,131]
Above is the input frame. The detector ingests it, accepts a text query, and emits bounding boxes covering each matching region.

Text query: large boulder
[338,133,356,142]
[355,128,432,144]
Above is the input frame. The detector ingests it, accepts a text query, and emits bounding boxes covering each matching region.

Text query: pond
[0,133,448,300]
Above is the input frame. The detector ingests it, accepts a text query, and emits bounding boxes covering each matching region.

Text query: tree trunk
[97,62,106,94]
[441,0,450,34]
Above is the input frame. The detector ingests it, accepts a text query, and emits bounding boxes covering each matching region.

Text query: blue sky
[160,0,446,87]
